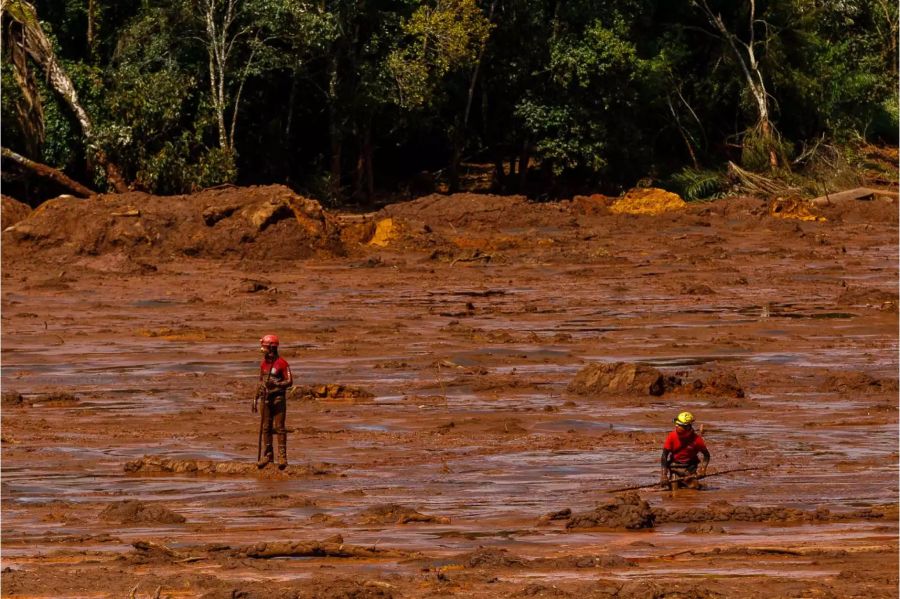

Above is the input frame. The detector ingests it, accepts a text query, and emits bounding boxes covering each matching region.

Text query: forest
[2,0,897,205]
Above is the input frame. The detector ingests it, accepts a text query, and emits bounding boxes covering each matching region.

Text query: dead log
[2,146,94,198]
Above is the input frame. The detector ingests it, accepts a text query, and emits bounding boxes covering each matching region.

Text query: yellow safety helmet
[674,411,695,427]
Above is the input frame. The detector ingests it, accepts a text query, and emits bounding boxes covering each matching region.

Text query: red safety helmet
[260,334,280,348]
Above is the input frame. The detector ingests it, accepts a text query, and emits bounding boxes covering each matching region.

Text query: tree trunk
[2,146,95,197]
[697,0,778,169]
[5,1,128,191]
[327,53,341,202]
[363,121,374,201]
[449,0,497,192]
[517,139,529,191]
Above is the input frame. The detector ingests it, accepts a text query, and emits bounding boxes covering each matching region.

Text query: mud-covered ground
[2,187,898,598]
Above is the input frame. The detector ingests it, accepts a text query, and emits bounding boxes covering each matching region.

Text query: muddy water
[2,218,898,596]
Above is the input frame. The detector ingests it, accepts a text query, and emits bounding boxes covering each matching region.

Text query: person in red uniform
[255,334,292,469]
[660,411,710,489]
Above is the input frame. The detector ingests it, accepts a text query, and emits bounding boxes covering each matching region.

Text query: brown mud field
[2,186,898,598]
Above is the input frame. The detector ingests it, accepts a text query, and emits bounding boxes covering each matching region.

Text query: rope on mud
[602,466,768,493]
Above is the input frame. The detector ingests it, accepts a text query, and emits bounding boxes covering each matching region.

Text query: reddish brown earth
[2,186,898,598]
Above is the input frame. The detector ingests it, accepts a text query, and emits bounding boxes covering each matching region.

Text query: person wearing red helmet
[255,334,292,469]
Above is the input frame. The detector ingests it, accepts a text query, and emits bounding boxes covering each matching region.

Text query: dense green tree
[1,0,895,202]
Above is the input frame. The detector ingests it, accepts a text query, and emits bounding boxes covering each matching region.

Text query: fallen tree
[1,146,95,198]
[2,0,128,192]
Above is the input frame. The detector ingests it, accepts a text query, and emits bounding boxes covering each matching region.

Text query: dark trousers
[260,394,287,460]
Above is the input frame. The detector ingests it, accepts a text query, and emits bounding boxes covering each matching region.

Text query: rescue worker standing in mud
[254,334,292,469]
[660,411,710,489]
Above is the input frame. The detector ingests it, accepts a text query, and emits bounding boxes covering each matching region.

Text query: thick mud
[1,188,898,598]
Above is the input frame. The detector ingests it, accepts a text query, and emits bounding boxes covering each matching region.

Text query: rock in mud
[567,362,665,396]
[357,503,450,525]
[565,492,655,530]
[99,500,185,524]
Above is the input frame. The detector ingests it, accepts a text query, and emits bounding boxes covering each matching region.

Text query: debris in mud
[680,365,745,399]
[682,523,727,534]
[233,278,271,293]
[99,500,186,524]
[123,455,335,477]
[567,362,665,396]
[769,196,826,222]
[532,554,637,569]
[290,383,375,401]
[609,188,686,216]
[1,391,26,407]
[818,371,899,394]
[680,283,716,295]
[836,285,898,309]
[593,579,726,599]
[130,539,187,563]
[511,583,573,597]
[652,500,893,524]
[309,512,349,527]
[565,492,655,530]
[233,535,412,559]
[454,547,528,568]
[537,508,572,525]
[356,503,451,525]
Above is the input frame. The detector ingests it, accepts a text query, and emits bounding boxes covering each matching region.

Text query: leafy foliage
[1,0,896,200]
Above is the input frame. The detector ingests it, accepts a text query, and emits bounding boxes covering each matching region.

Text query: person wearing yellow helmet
[660,411,710,489]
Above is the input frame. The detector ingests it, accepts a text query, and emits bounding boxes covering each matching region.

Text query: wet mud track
[2,196,898,598]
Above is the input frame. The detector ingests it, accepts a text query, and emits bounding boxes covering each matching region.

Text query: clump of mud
[836,285,898,308]
[1,195,31,229]
[356,503,450,525]
[818,371,899,394]
[290,384,375,401]
[679,365,745,399]
[3,185,343,262]
[99,500,185,524]
[565,492,655,530]
[1,391,26,407]
[568,362,665,396]
[682,523,727,534]
[454,547,528,568]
